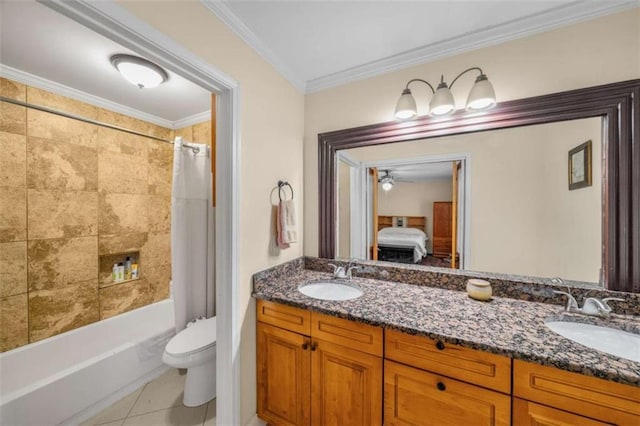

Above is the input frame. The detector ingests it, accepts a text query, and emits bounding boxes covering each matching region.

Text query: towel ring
[278,180,294,201]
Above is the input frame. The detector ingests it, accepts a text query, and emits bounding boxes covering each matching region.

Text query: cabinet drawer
[385,328,511,393]
[513,360,640,425]
[311,312,383,356]
[257,299,311,335]
[384,360,510,426]
[513,398,613,426]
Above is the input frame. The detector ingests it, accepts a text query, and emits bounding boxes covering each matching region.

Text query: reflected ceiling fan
[378,170,395,191]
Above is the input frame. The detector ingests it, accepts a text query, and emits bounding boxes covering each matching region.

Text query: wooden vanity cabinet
[513,360,640,425]
[256,300,383,426]
[384,329,511,425]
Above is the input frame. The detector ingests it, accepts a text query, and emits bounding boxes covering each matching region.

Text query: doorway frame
[42,1,242,424]
[360,154,471,268]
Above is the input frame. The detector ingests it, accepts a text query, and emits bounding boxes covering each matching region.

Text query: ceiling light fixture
[110,54,168,89]
[394,67,496,119]
[379,170,395,191]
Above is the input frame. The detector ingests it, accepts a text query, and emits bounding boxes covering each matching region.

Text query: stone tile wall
[0,77,211,352]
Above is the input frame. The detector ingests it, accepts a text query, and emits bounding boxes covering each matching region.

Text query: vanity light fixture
[110,54,168,89]
[394,67,496,119]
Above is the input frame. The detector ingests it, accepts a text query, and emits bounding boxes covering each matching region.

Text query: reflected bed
[377,216,428,263]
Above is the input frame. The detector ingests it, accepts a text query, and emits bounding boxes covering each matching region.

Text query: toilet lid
[166,317,217,356]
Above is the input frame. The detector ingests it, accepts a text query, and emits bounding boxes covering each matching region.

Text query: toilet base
[183,356,216,407]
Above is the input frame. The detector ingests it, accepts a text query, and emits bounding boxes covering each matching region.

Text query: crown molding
[172,110,212,129]
[306,0,640,93]
[200,0,305,93]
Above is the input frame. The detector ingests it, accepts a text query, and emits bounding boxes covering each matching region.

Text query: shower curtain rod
[0,96,201,151]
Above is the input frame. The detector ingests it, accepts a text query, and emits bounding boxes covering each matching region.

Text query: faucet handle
[553,290,579,311]
[346,265,360,279]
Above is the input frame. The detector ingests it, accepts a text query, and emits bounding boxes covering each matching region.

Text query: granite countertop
[253,269,640,387]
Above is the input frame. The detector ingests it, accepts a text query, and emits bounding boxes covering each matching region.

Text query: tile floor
[82,368,216,426]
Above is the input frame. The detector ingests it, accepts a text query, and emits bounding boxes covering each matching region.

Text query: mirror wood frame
[318,79,639,293]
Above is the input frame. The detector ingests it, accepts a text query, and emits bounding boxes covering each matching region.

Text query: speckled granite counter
[253,262,640,387]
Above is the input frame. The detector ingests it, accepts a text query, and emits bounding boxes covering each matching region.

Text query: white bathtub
[0,299,175,426]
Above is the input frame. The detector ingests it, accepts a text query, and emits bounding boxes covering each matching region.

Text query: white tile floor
[82,369,216,426]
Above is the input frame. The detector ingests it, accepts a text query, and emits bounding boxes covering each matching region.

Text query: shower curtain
[171,136,214,332]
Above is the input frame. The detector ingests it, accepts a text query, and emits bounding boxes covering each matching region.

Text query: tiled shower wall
[0,77,211,352]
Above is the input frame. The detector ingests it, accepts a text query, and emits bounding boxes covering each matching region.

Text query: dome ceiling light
[394,67,496,119]
[110,54,169,89]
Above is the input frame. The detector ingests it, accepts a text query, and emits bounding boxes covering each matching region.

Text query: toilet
[162,316,217,407]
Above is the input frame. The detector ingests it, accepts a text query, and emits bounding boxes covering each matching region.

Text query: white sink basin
[545,321,640,362]
[298,281,363,301]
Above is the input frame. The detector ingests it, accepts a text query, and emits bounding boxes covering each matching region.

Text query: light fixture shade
[111,54,168,89]
[394,89,418,120]
[466,74,496,111]
[429,83,455,116]
[382,181,393,191]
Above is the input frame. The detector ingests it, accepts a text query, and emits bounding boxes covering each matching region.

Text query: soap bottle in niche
[116,263,124,282]
[124,256,132,280]
[112,263,119,282]
[131,260,139,279]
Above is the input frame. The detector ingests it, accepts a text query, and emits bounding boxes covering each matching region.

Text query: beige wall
[0,78,180,352]
[304,9,640,265]
[378,180,453,252]
[115,2,305,423]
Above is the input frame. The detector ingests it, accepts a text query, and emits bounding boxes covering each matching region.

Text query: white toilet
[162,316,217,407]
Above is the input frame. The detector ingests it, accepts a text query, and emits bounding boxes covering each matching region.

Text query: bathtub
[0,299,175,425]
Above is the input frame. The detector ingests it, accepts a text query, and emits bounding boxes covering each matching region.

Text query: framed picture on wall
[568,140,592,190]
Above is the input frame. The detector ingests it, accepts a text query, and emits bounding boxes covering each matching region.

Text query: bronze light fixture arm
[448,66,485,88]
[404,78,436,93]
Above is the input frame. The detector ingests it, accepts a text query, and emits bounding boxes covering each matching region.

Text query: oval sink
[545,321,640,362]
[298,281,363,301]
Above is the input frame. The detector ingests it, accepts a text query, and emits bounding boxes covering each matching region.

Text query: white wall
[114,2,304,423]
[304,8,640,267]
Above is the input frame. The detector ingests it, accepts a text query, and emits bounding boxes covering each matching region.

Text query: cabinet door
[257,322,311,426]
[311,339,382,426]
[513,398,613,426]
[384,360,510,426]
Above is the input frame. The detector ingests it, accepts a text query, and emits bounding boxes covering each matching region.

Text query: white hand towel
[280,199,297,244]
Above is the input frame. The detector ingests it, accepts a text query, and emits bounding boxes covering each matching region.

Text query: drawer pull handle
[436,341,445,350]
[311,342,317,351]
[302,342,308,350]
[437,382,446,391]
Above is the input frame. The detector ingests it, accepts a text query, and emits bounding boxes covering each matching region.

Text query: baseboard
[61,364,171,425]
[246,414,267,426]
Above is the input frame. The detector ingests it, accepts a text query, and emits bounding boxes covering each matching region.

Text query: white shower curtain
[171,136,213,332]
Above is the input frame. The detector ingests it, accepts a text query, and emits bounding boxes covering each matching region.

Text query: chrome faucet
[328,261,359,280]
[553,290,625,317]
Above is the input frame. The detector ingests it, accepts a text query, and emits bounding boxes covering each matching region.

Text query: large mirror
[319,80,640,292]
[337,118,602,283]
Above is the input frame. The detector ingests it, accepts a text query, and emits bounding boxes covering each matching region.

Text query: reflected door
[370,168,379,260]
